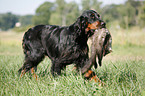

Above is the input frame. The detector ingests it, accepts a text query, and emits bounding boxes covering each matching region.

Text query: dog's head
[75,10,105,36]
[82,10,105,30]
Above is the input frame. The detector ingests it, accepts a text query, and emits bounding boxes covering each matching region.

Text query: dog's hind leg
[18,41,45,78]
[19,54,44,78]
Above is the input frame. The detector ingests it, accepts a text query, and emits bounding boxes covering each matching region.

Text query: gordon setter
[18,10,105,79]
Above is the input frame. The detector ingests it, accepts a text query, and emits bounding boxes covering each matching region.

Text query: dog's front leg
[81,60,103,85]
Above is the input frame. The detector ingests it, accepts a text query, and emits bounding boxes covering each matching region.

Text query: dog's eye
[90,14,95,19]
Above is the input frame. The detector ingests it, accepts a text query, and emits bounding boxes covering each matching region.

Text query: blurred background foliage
[0,0,145,32]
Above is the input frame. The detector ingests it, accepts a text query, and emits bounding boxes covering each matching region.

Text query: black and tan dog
[18,10,105,79]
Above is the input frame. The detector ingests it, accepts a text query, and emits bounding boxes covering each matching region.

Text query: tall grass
[0,55,144,95]
[0,27,145,95]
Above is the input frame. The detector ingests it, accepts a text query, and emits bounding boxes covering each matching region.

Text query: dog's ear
[81,16,88,29]
[74,16,88,35]
[77,16,88,30]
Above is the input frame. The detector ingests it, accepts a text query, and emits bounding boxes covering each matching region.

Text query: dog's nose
[101,22,106,26]
[100,21,106,28]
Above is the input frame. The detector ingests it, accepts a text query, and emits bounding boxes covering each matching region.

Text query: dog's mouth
[85,20,106,36]
[86,20,106,31]
[85,21,101,32]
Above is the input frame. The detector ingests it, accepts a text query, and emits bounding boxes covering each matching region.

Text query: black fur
[18,10,105,76]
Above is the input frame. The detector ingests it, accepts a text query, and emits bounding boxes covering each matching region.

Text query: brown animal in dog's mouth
[90,28,112,69]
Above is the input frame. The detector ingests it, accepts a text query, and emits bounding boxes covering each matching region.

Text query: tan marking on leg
[31,67,38,80]
[91,75,106,86]
[84,70,93,78]
[20,68,26,78]
[90,75,101,82]
[84,70,106,86]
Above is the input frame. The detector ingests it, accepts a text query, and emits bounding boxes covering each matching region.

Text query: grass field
[0,27,145,96]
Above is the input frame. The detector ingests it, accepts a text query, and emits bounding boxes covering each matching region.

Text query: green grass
[0,55,144,95]
[0,28,145,96]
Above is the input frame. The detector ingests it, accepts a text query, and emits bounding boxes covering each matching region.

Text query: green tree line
[0,0,144,31]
